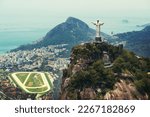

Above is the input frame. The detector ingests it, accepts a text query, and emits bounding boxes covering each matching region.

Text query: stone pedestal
[95,37,102,42]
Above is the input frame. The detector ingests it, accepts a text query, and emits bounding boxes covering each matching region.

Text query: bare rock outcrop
[104,80,148,100]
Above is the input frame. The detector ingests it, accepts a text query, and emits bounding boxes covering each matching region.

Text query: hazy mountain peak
[66,17,89,29]
[11,17,95,52]
[66,17,83,24]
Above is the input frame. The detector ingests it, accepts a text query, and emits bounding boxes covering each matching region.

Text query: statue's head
[97,20,99,23]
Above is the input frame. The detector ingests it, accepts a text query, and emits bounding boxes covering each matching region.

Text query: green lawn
[44,73,53,89]
[28,73,37,79]
[16,73,29,83]
[0,69,4,72]
[36,74,44,85]
[9,74,26,93]
[25,73,44,87]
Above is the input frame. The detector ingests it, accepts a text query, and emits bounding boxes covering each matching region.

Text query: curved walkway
[104,63,113,68]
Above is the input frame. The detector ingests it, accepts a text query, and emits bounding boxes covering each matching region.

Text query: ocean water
[0,25,50,54]
[0,17,149,54]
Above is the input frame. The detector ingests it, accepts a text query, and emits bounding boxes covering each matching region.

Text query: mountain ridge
[11,17,95,52]
[115,26,150,57]
[11,17,113,53]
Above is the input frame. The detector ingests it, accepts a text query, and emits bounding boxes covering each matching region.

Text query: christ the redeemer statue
[92,20,104,38]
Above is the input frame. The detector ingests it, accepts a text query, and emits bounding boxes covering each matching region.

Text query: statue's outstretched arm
[91,22,96,25]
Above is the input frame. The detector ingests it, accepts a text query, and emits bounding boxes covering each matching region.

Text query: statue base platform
[95,37,102,42]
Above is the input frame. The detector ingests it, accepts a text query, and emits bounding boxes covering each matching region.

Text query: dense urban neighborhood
[0,44,70,100]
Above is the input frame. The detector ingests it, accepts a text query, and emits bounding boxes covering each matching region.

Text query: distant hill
[115,26,150,57]
[11,17,113,52]
[136,23,150,28]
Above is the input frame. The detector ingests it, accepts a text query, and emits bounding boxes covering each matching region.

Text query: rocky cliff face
[104,80,148,100]
[60,42,150,100]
